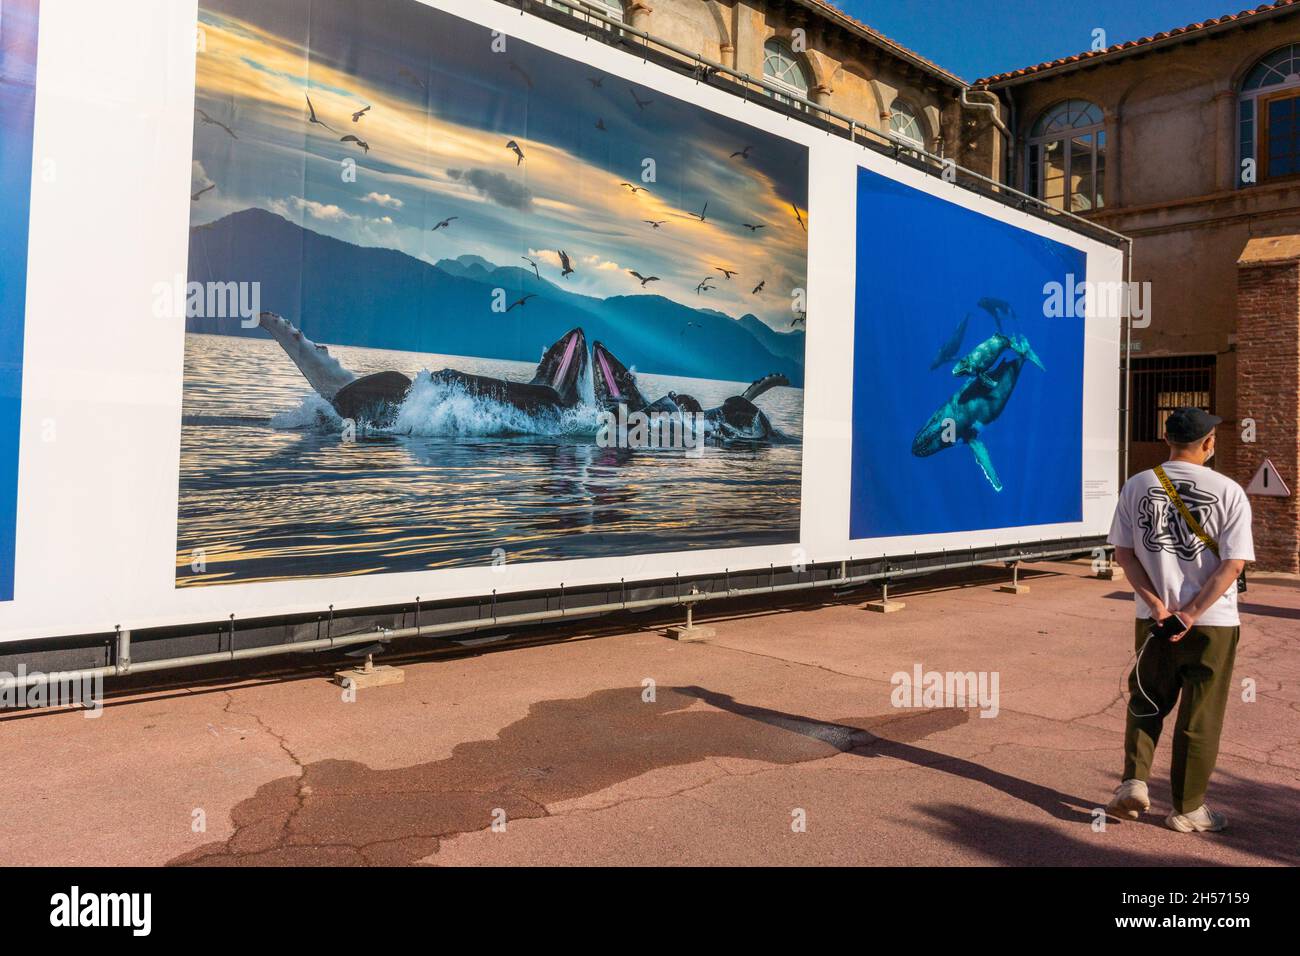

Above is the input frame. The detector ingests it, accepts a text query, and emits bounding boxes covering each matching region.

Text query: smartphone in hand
[1149,615,1189,641]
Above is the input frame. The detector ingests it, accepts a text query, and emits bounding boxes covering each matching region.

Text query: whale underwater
[911,352,1028,492]
[258,312,792,444]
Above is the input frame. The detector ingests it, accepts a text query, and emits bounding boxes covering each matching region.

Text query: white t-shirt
[1108,461,1254,626]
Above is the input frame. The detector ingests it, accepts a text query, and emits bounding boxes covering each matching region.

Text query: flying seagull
[696,277,717,294]
[559,250,575,278]
[792,309,807,328]
[730,145,753,159]
[689,201,709,223]
[628,270,660,287]
[620,182,646,194]
[742,223,766,233]
[432,216,459,231]
[194,108,237,140]
[751,280,766,295]
[506,294,536,313]
[792,203,807,232]
[506,140,526,165]
[508,61,534,89]
[305,95,336,133]
[644,220,666,229]
[341,134,370,153]
[522,256,540,279]
[629,87,652,110]
[715,267,738,280]
[191,183,215,202]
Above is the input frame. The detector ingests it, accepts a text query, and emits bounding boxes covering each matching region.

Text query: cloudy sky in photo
[190,0,810,332]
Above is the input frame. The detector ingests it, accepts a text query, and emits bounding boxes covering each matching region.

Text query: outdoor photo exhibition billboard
[0,0,1123,643]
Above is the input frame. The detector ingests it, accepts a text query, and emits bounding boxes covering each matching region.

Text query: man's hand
[1164,610,1195,642]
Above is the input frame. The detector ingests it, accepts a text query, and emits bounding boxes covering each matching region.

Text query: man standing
[1105,407,1254,832]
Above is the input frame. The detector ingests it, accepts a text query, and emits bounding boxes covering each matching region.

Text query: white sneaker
[1165,805,1227,833]
[1106,779,1150,819]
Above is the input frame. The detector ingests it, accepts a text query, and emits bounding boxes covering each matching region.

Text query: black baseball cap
[1165,407,1222,443]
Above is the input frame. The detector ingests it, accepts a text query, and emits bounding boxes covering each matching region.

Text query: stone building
[529,0,1300,571]
[977,0,1300,570]
[536,0,1004,167]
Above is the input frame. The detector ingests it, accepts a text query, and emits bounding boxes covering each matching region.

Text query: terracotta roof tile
[974,0,1300,86]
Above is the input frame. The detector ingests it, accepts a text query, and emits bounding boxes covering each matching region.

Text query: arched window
[889,98,926,148]
[1239,44,1300,185]
[1027,100,1106,212]
[763,38,810,110]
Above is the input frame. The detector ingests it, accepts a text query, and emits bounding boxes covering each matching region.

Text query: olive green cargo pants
[1124,619,1240,814]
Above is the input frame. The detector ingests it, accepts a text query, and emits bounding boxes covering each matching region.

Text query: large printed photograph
[850,167,1087,540]
[0,0,41,602]
[178,0,809,586]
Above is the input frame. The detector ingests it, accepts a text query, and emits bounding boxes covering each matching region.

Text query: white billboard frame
[0,0,1123,644]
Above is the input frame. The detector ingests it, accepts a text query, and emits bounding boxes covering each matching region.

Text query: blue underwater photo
[850,167,1087,540]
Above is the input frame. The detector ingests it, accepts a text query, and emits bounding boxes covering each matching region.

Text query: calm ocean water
[177,333,804,586]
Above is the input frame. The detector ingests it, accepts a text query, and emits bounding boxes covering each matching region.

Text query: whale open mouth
[591,341,648,412]
[530,327,587,407]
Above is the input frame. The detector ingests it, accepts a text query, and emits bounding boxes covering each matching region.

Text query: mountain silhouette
[186,207,805,386]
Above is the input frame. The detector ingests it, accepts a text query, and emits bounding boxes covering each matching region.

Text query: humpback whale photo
[912,352,1030,493]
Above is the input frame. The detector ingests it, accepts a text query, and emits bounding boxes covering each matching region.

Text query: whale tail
[1009,334,1045,372]
[742,373,790,402]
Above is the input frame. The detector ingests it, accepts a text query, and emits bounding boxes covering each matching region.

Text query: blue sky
[834,0,1246,80]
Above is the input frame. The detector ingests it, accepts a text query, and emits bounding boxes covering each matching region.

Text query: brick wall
[1235,237,1300,573]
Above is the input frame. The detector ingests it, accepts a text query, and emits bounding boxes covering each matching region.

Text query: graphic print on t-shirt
[1137,478,1220,560]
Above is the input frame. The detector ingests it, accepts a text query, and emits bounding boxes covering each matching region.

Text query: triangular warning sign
[1246,458,1291,497]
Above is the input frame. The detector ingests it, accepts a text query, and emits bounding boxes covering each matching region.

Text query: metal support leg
[865,579,906,613]
[999,561,1031,595]
[667,590,715,642]
[116,627,131,675]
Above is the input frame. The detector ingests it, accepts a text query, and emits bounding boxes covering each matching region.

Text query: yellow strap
[1153,465,1220,557]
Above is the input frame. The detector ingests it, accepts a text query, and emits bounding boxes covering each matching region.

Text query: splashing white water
[273,371,603,437]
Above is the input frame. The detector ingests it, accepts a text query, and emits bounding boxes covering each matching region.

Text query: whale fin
[968,438,1003,492]
[259,311,357,401]
[742,373,790,402]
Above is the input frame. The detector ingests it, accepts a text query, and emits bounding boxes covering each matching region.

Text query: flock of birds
[192,59,810,331]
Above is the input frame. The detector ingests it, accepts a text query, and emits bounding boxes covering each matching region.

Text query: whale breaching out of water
[258,312,588,426]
